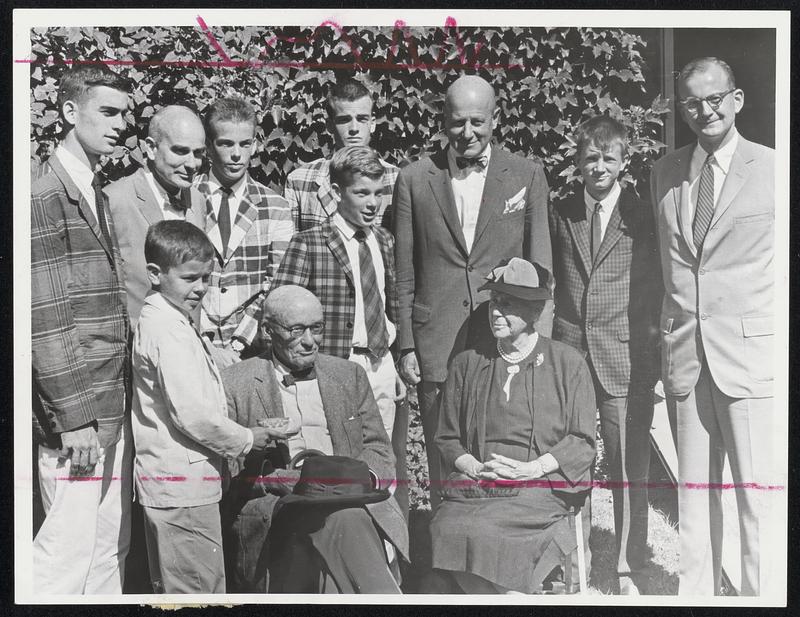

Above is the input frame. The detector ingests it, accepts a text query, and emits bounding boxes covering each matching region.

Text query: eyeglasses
[678,88,737,114]
[270,320,325,339]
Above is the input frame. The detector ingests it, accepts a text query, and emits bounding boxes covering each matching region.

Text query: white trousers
[347,349,398,440]
[33,421,133,594]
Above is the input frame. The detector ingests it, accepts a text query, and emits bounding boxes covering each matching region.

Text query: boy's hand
[250,427,273,451]
[60,425,102,476]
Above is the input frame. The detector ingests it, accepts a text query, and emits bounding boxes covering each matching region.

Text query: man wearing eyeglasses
[650,57,776,596]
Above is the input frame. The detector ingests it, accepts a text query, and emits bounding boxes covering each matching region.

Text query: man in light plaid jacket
[283,78,398,233]
[196,98,294,366]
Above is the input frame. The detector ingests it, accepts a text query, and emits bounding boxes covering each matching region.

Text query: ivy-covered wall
[30,24,669,199]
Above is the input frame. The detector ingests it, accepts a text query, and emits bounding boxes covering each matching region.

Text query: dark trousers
[417,381,444,510]
[595,382,655,577]
[269,506,401,593]
[392,397,410,520]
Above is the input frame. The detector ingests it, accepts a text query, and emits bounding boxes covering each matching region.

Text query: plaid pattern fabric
[196,173,294,347]
[271,219,398,359]
[31,157,129,449]
[283,157,399,232]
[549,188,662,397]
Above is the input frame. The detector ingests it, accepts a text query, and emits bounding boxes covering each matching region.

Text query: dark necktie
[91,175,114,252]
[282,367,316,387]
[455,155,488,170]
[218,186,233,254]
[354,229,389,358]
[590,202,603,263]
[167,191,186,213]
[692,153,716,253]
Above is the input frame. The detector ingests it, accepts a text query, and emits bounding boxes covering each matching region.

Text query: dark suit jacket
[436,337,596,494]
[221,352,409,563]
[271,219,398,359]
[31,156,129,449]
[393,146,552,382]
[105,167,205,326]
[549,187,662,397]
[650,137,774,398]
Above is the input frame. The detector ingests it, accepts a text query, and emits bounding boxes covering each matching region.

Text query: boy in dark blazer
[549,115,662,595]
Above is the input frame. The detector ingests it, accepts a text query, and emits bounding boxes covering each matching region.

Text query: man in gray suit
[393,75,552,507]
[650,57,776,596]
[106,105,206,325]
[221,285,408,593]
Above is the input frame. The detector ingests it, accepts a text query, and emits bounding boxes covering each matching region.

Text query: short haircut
[145,220,214,271]
[204,97,257,139]
[57,65,130,110]
[678,56,736,89]
[574,115,629,160]
[329,145,385,187]
[325,78,372,116]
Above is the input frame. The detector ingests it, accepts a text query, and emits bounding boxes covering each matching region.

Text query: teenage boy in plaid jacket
[284,78,398,232]
[31,65,132,594]
[548,115,662,595]
[196,97,294,365]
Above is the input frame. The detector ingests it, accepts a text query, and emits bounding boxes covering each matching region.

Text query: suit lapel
[325,221,355,287]
[253,359,286,421]
[563,195,593,277]
[316,360,353,455]
[710,141,751,230]
[50,156,112,259]
[470,149,508,250]
[669,147,697,259]
[594,195,625,267]
[225,177,260,260]
[427,152,469,256]
[132,168,165,227]
[316,162,339,217]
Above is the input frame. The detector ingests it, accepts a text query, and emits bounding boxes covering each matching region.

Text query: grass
[402,391,679,595]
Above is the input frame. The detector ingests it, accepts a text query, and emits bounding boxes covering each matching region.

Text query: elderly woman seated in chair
[431,258,596,594]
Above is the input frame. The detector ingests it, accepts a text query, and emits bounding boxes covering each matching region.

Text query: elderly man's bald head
[144,105,206,191]
[443,76,498,158]
[263,285,324,371]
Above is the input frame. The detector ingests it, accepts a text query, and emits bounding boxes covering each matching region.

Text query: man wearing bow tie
[107,105,207,326]
[651,57,777,596]
[393,75,552,509]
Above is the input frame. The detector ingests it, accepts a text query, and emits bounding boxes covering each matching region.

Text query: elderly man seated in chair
[220,285,408,593]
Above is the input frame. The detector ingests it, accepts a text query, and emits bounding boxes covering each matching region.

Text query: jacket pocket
[412,302,431,324]
[734,212,773,225]
[187,448,209,464]
[742,315,774,382]
[342,416,364,453]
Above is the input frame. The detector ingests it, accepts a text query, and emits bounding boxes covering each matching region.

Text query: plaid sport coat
[549,186,662,397]
[283,157,399,232]
[31,156,129,449]
[196,172,294,348]
[270,219,399,360]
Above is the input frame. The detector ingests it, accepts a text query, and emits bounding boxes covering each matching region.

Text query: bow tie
[282,367,316,387]
[455,155,488,170]
[167,192,187,211]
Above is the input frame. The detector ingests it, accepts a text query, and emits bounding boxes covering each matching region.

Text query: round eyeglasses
[678,88,736,114]
[270,320,325,339]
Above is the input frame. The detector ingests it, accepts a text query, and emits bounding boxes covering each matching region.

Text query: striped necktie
[354,229,389,359]
[692,153,716,252]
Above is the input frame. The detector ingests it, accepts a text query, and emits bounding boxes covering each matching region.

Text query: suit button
[699,268,705,275]
[221,287,228,293]
[468,265,474,272]
[462,300,469,307]
[346,322,353,329]
[700,313,708,320]
[587,323,593,330]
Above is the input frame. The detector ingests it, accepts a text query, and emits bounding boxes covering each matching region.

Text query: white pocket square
[503,188,527,214]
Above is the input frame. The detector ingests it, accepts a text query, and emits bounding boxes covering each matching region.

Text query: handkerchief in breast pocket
[503,187,527,215]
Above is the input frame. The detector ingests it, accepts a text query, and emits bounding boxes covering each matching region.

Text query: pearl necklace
[496,337,537,365]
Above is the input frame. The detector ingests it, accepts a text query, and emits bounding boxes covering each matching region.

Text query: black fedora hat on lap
[276,455,390,509]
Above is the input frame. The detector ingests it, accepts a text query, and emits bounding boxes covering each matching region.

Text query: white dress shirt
[143,169,187,220]
[448,144,492,252]
[206,171,248,229]
[584,180,622,241]
[272,359,333,459]
[332,214,396,349]
[688,128,739,219]
[54,145,96,219]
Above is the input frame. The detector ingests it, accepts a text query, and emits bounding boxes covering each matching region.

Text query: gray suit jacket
[393,146,553,382]
[105,167,205,325]
[221,352,409,561]
[650,136,774,398]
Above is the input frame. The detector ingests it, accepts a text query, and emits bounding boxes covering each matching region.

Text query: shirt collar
[332,212,372,241]
[54,145,95,197]
[447,143,492,176]
[584,180,622,213]
[693,127,739,174]
[143,168,181,205]
[207,170,248,201]
[145,291,192,323]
